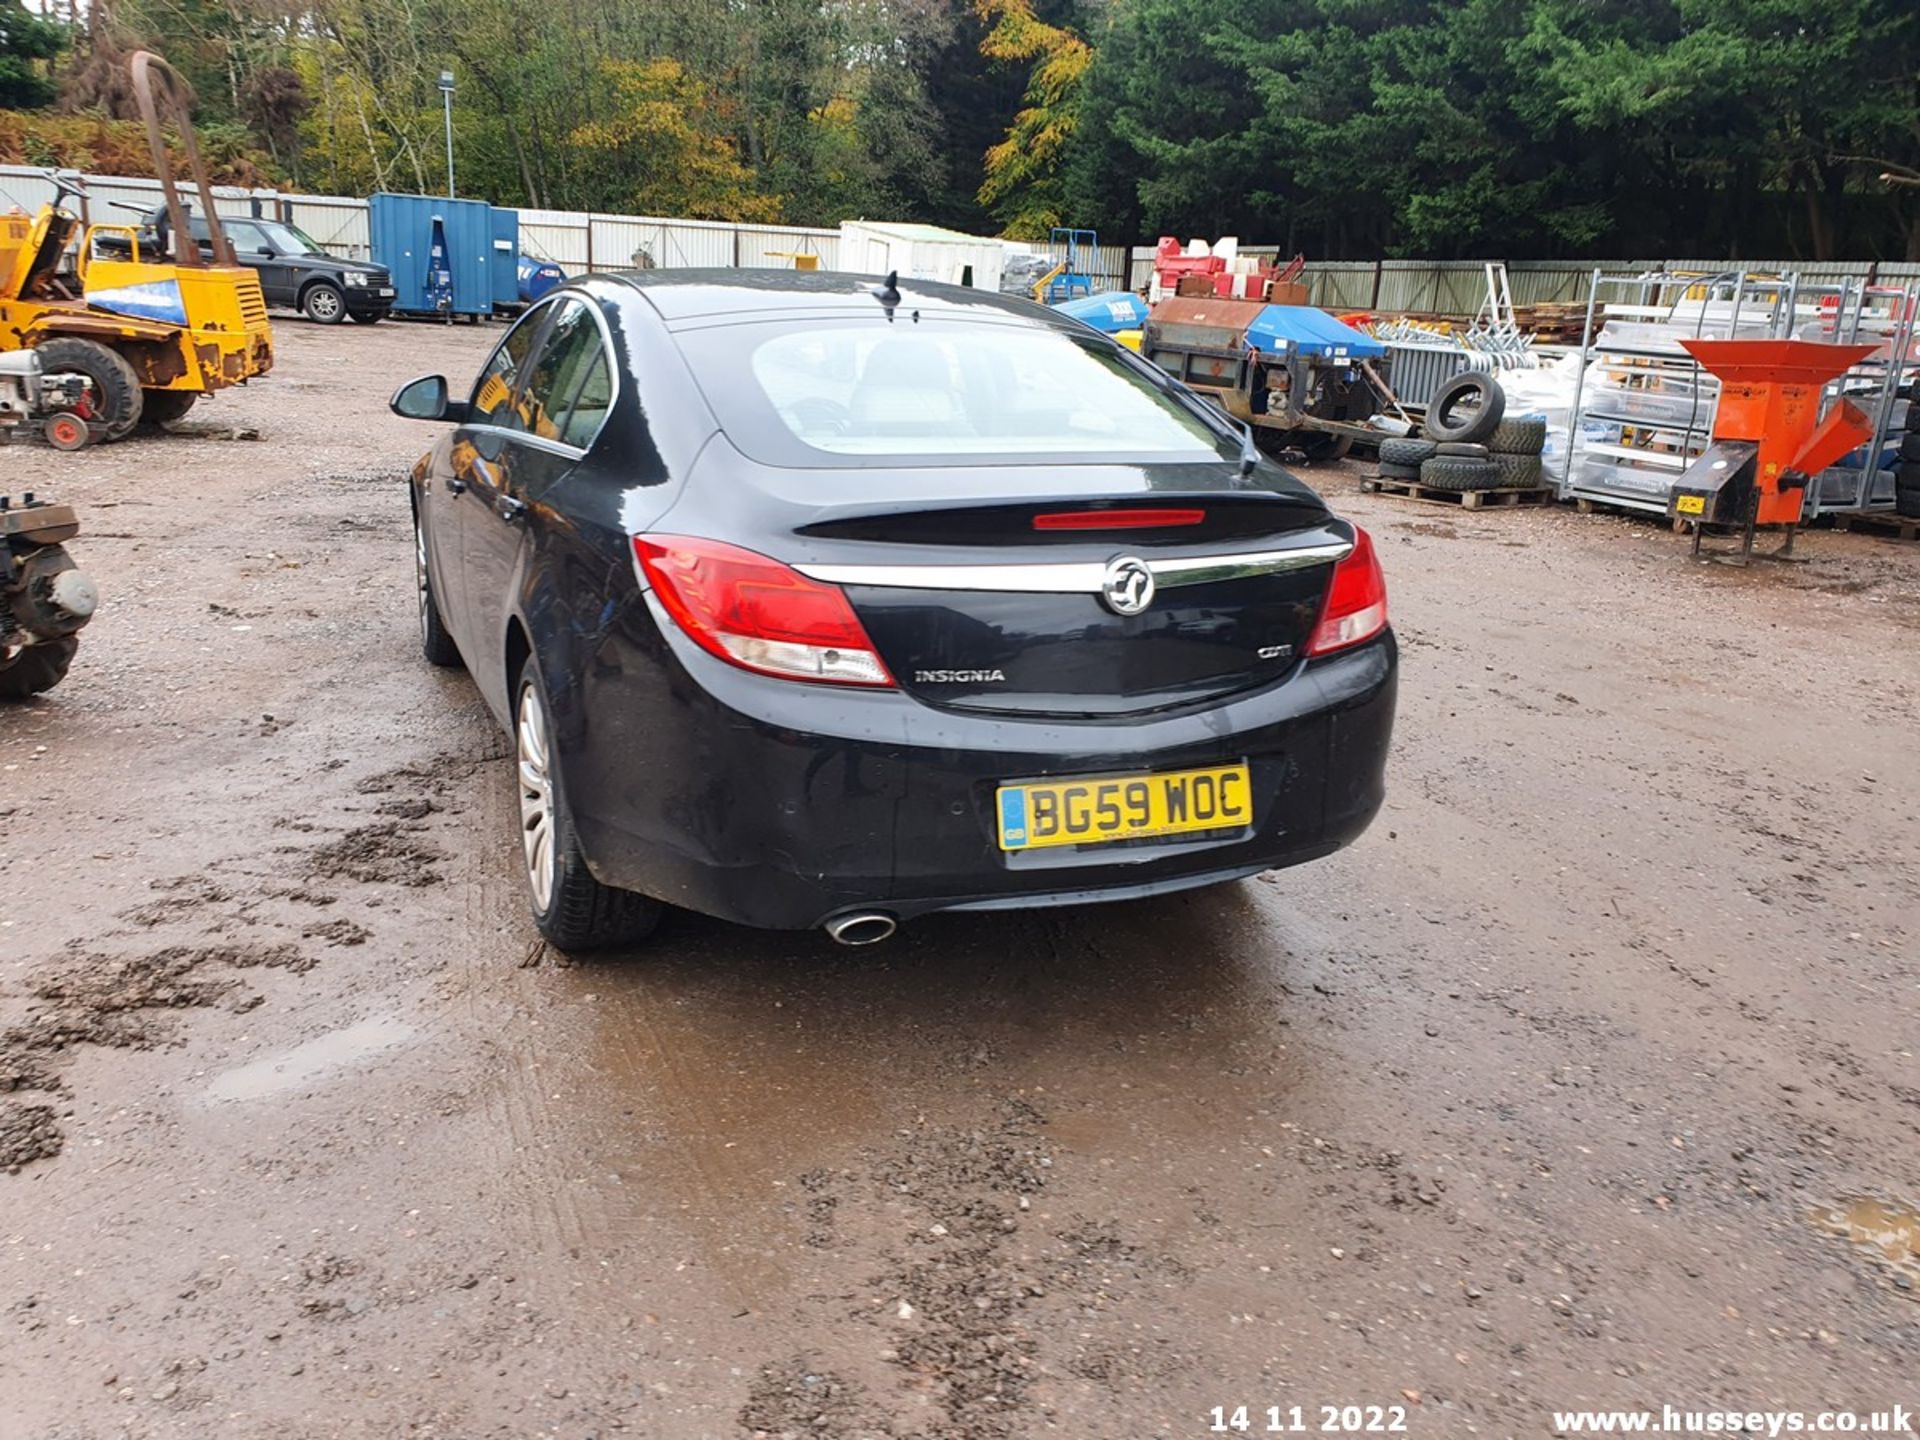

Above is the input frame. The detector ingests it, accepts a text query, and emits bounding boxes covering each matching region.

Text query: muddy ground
[2,315,1917,1440]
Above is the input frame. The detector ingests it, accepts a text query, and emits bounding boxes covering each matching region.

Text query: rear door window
[469,308,546,427]
[511,298,612,450]
[556,351,611,448]
[223,220,268,253]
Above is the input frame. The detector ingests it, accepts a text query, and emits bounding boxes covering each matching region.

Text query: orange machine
[1669,339,1876,561]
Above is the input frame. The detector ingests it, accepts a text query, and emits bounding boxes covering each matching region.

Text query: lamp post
[437,70,456,198]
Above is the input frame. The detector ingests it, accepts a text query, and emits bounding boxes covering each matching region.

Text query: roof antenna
[867,269,901,320]
[1237,421,1261,477]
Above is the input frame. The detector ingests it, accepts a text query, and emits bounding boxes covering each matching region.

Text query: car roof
[602,267,1075,331]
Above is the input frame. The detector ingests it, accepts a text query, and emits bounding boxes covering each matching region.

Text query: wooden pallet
[1832,510,1920,542]
[1362,475,1557,510]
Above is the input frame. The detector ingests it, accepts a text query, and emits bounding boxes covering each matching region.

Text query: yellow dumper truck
[0,51,272,438]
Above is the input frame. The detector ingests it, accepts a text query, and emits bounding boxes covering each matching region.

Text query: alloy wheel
[414,519,433,644]
[517,683,556,910]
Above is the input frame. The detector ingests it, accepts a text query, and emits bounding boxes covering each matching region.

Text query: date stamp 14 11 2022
[1209,1404,1412,1434]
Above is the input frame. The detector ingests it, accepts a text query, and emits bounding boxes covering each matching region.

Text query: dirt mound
[0,1104,62,1172]
[303,917,370,947]
[119,875,234,928]
[0,941,315,1172]
[0,1052,61,1093]
[306,823,442,887]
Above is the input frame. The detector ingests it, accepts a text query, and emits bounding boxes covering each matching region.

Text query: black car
[188,215,394,325]
[391,271,1396,950]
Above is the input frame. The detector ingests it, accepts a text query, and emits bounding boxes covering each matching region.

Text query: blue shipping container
[369,192,497,318]
[489,207,520,311]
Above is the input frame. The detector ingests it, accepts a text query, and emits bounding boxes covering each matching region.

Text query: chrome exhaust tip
[824,912,897,946]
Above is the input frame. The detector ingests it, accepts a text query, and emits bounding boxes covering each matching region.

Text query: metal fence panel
[283,195,371,257]
[0,164,55,213]
[1506,264,1600,306]
[736,225,838,270]
[0,165,274,228]
[1381,343,1477,406]
[624,220,736,269]
[1307,264,1375,310]
[1023,239,1132,293]
[514,210,591,269]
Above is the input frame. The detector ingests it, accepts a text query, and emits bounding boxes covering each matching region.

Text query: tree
[975,0,1091,236]
[1529,0,1920,259]
[1065,0,1916,260]
[241,64,309,176]
[1,0,65,109]
[569,58,781,222]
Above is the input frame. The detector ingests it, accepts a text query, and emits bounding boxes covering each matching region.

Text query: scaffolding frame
[1560,270,1916,517]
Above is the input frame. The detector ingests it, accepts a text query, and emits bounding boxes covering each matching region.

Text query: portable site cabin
[369,192,519,319]
[837,221,1005,291]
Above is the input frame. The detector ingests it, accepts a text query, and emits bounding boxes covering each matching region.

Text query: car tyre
[1489,451,1545,489]
[1434,441,1490,459]
[515,667,662,952]
[0,638,78,700]
[1896,488,1920,519]
[302,281,347,324]
[1296,431,1353,463]
[1376,461,1420,481]
[34,337,142,441]
[1377,436,1437,467]
[413,511,463,668]
[1419,455,1499,491]
[1900,433,1920,463]
[1488,416,1547,455]
[1422,371,1504,445]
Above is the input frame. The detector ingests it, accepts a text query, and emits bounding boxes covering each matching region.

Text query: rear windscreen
[676,317,1230,467]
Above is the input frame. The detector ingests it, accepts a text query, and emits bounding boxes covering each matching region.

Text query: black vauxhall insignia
[392,269,1396,950]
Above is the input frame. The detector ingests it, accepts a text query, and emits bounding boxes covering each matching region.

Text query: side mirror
[391,374,469,423]
[257,245,275,258]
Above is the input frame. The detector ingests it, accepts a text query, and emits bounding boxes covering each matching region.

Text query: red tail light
[632,535,894,687]
[1032,508,1207,531]
[1305,526,1388,657]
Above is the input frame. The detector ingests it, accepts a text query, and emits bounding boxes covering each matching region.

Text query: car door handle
[444,475,466,494]
[496,496,527,523]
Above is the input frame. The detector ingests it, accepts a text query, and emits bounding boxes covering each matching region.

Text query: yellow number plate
[996,763,1252,852]
[1675,494,1706,515]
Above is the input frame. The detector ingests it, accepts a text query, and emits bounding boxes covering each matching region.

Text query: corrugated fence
[1127,250,1920,312]
[3,167,1910,304]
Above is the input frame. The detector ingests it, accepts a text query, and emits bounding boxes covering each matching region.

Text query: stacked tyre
[1899,395,1920,519]
[1377,435,1435,482]
[1486,414,1548,491]
[1414,372,1505,491]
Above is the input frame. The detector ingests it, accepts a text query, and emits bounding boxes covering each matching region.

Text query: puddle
[1811,1196,1920,1290]
[206,1016,416,1102]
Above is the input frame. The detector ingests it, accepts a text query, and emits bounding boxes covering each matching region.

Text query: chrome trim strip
[1145,543,1351,586]
[795,541,1352,594]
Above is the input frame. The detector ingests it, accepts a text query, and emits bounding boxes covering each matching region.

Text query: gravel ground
[1,314,1917,1440]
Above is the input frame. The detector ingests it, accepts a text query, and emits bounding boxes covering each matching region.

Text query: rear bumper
[565,627,1396,931]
